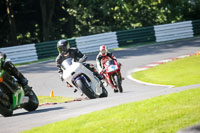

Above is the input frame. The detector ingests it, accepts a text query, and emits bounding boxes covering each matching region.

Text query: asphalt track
[1,38,200,133]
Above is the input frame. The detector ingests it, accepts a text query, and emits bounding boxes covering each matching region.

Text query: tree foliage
[0,0,199,47]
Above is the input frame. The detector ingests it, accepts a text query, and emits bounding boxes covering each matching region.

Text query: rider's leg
[83,63,103,80]
[119,71,125,80]
[4,61,32,93]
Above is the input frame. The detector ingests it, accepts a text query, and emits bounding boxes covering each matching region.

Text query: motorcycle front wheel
[22,90,39,112]
[76,79,97,99]
[114,74,123,93]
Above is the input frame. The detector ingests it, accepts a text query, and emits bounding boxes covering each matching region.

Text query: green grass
[23,87,200,133]
[132,55,200,87]
[38,96,75,105]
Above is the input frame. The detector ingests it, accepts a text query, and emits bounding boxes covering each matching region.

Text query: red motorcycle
[102,59,123,93]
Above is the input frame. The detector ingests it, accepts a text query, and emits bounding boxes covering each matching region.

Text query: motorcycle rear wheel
[0,102,13,117]
[22,90,39,112]
[114,74,123,93]
[76,79,97,99]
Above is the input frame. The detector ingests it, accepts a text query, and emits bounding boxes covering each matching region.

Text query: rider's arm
[56,57,64,81]
[107,52,117,60]
[55,55,63,74]
[74,48,88,62]
[74,48,84,58]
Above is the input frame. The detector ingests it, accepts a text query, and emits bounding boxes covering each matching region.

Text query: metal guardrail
[154,21,194,42]
[35,39,76,59]
[192,20,200,35]
[0,44,38,64]
[116,26,155,46]
[76,32,119,54]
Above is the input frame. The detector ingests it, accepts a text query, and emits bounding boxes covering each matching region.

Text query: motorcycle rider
[56,39,103,87]
[0,52,32,95]
[96,45,124,92]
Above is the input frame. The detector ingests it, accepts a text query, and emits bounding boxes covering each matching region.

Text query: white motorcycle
[61,58,108,99]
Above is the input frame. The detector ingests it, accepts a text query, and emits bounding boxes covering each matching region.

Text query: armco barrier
[35,40,58,59]
[154,21,194,42]
[76,32,118,54]
[35,38,76,59]
[192,20,200,35]
[0,44,38,64]
[116,26,155,46]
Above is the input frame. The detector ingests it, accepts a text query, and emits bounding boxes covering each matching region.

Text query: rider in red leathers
[96,45,117,73]
[96,45,124,92]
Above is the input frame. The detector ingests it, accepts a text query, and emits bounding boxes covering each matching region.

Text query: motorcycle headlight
[108,65,118,72]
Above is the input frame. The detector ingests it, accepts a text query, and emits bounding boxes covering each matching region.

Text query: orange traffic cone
[50,90,54,97]
[196,50,200,55]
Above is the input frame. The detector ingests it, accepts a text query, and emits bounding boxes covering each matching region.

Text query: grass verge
[38,96,75,105]
[23,87,200,133]
[132,55,200,87]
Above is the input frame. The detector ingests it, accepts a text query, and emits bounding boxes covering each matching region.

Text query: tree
[40,0,55,41]
[6,0,17,46]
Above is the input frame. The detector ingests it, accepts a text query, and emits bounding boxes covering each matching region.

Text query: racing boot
[19,78,32,95]
[114,89,119,93]
[93,72,104,88]
[94,71,103,80]
[18,76,32,95]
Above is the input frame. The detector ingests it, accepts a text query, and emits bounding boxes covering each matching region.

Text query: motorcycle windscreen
[61,58,73,70]
[105,60,115,66]
[108,65,118,72]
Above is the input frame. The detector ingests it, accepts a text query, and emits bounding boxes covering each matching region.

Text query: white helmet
[100,45,108,56]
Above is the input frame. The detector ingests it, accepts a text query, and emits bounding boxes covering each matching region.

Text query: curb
[127,53,197,88]
[39,97,88,107]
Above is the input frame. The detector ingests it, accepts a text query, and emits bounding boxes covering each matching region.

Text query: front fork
[111,71,122,86]
[12,88,29,109]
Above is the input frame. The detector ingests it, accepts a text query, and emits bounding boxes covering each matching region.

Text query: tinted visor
[101,50,106,56]
[58,44,68,54]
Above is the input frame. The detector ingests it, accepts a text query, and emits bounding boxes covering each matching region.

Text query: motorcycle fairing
[62,58,103,96]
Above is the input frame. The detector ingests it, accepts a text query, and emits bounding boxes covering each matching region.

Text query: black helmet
[57,39,70,54]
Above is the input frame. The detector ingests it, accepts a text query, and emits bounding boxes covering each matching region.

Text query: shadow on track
[12,106,64,117]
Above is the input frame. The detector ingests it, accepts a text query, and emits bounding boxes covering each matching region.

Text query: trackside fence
[192,20,200,36]
[35,39,76,59]
[116,26,155,46]
[0,19,200,64]
[0,44,38,64]
[76,32,118,54]
[154,21,194,42]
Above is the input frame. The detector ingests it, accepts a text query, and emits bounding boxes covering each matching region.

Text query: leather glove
[79,55,88,63]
